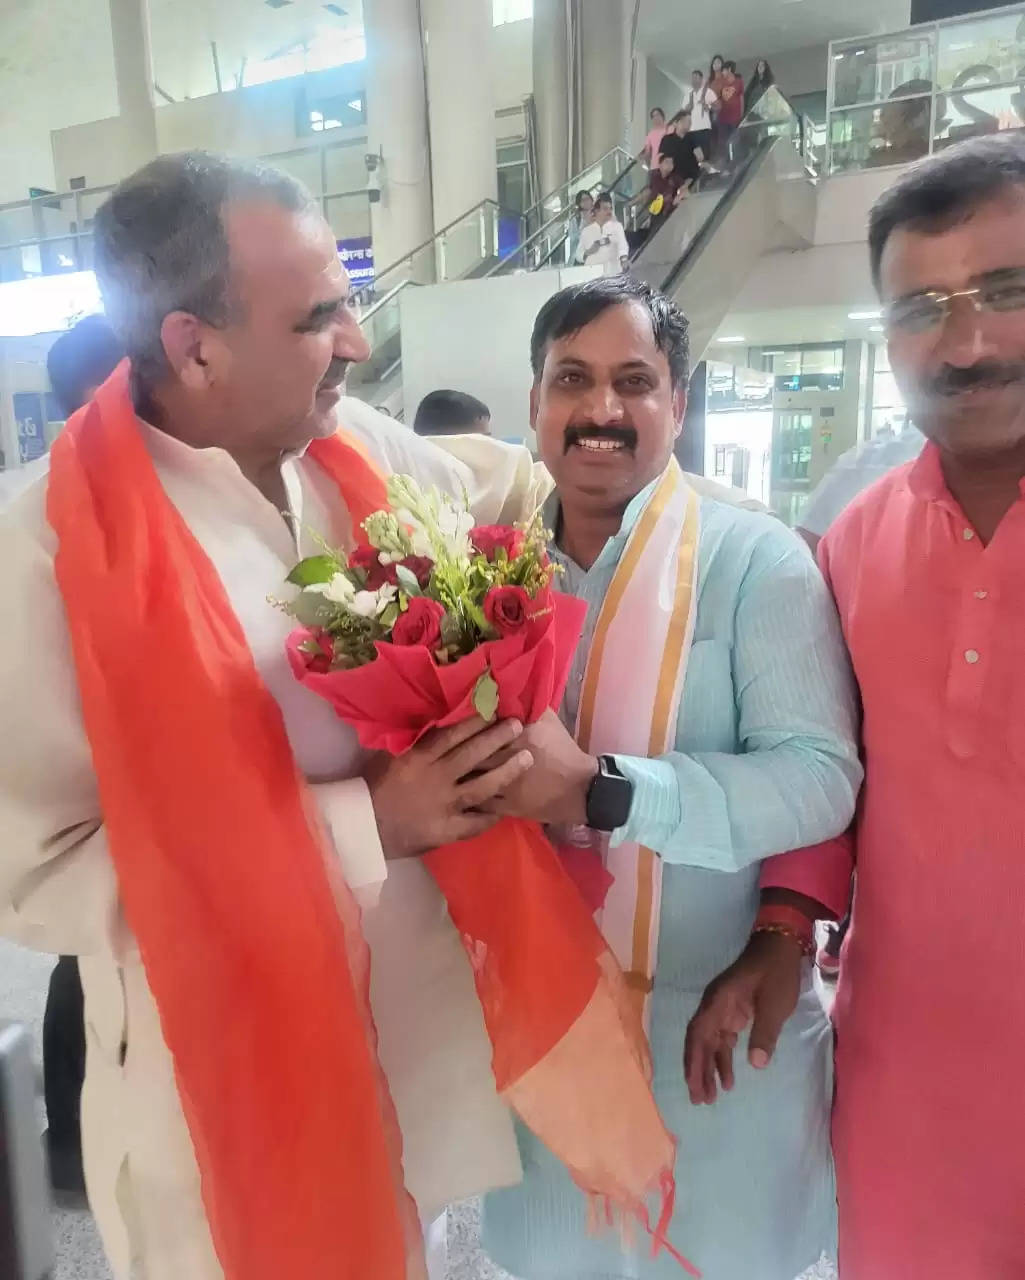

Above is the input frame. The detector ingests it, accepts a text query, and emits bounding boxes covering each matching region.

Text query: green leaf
[472,670,500,722]
[289,592,335,628]
[286,554,338,588]
[395,564,423,596]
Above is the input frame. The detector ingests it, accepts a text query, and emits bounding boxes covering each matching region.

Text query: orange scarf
[49,362,684,1278]
[48,363,417,1279]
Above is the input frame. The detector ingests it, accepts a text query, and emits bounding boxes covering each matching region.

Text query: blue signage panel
[338,237,375,289]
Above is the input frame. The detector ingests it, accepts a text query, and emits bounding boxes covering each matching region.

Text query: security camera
[365,151,382,204]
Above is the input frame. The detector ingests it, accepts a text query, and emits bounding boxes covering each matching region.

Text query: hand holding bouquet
[282,475,697,1274]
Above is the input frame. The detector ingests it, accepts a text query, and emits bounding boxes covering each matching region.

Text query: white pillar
[364,0,435,274]
[580,0,631,168]
[422,0,498,233]
[630,51,648,156]
[532,0,570,196]
[108,0,158,174]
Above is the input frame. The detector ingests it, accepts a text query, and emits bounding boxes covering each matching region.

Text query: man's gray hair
[93,151,315,382]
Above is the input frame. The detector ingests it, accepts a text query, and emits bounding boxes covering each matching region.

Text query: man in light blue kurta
[480,277,860,1280]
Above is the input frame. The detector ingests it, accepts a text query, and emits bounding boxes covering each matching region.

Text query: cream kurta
[0,400,544,1280]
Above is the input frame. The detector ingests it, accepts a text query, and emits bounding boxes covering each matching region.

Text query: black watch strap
[585,755,634,832]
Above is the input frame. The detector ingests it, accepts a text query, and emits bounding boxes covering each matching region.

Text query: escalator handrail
[485,151,645,277]
[657,133,779,298]
[352,198,521,305]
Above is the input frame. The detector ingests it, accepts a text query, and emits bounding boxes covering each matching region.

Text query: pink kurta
[821,443,1025,1277]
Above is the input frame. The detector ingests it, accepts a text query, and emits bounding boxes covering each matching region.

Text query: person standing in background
[575,192,630,273]
[659,111,705,179]
[716,61,746,167]
[640,107,669,172]
[796,419,924,978]
[31,315,127,1197]
[567,189,594,263]
[630,153,688,249]
[413,389,492,437]
[745,59,775,116]
[685,70,718,169]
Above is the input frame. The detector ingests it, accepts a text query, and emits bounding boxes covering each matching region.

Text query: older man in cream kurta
[0,398,547,1279]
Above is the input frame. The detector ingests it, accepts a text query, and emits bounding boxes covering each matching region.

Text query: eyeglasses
[885,268,1025,334]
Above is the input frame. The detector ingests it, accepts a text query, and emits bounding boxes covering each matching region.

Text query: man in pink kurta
[826,134,1025,1277]
[687,132,1025,1276]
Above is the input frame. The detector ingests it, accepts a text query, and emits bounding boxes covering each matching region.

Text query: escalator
[631,87,818,363]
[348,147,641,413]
[351,90,817,415]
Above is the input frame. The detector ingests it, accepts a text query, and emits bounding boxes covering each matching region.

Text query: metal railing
[827,2,1025,175]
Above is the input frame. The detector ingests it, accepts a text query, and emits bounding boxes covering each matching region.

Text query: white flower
[350,584,398,618]
[305,573,355,605]
[436,502,475,560]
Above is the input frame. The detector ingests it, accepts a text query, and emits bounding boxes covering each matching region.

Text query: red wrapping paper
[287,591,699,1272]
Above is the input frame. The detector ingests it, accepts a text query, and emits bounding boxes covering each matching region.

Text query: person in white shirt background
[684,68,718,168]
[575,191,630,273]
[0,150,546,1280]
[796,417,924,978]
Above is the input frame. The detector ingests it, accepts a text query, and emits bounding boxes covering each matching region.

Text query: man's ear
[672,386,688,439]
[529,381,540,431]
[160,312,216,392]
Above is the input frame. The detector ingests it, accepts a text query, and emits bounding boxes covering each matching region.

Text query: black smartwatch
[585,755,634,832]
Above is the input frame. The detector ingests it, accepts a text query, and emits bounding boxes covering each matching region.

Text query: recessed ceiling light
[869,324,884,332]
[717,335,746,343]
[848,309,882,319]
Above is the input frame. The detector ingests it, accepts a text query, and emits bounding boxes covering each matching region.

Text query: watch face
[587,758,634,832]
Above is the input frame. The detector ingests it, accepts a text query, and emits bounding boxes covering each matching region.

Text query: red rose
[399,555,434,588]
[391,596,446,649]
[484,584,531,636]
[348,544,397,589]
[471,525,526,562]
[301,629,335,674]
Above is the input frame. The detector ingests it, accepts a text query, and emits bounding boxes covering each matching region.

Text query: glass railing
[827,3,1025,175]
[733,86,818,175]
[521,146,640,235]
[0,136,372,284]
[346,199,524,406]
[351,200,523,310]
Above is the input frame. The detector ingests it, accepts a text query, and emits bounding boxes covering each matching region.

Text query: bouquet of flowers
[282,475,696,1273]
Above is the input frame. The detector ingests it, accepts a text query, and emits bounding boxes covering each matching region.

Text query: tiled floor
[2,938,835,1280]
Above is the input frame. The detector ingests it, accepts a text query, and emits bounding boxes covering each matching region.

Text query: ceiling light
[848,309,882,319]
[869,324,884,332]
[717,335,746,343]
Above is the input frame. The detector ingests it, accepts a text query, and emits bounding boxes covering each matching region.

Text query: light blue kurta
[482,484,861,1280]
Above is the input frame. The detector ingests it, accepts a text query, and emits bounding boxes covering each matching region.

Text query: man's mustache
[564,423,638,453]
[319,357,351,392]
[928,361,1025,396]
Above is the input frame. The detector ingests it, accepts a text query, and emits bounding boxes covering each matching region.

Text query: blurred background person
[685,69,718,168]
[716,61,746,167]
[413,388,492,436]
[567,188,594,262]
[575,192,629,273]
[29,312,123,1196]
[640,107,670,172]
[746,58,775,115]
